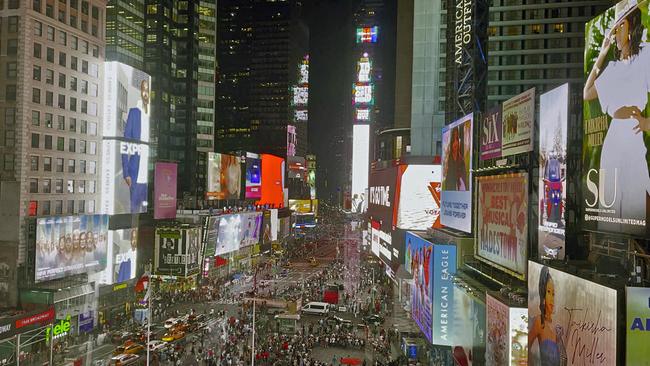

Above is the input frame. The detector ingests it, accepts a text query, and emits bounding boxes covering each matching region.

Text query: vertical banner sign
[528,261,617,365]
[405,232,434,342]
[627,287,650,364]
[351,125,370,213]
[154,162,178,219]
[441,113,473,233]
[538,84,568,260]
[480,106,502,160]
[583,1,650,238]
[477,173,528,277]
[431,244,456,345]
[501,88,535,157]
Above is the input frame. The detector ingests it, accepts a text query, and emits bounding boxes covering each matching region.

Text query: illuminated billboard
[287,125,297,157]
[110,228,137,283]
[583,1,650,238]
[441,113,473,233]
[356,26,378,43]
[528,261,617,365]
[154,226,202,277]
[485,293,528,366]
[245,154,262,199]
[353,83,374,105]
[292,86,309,105]
[627,286,650,364]
[352,125,370,213]
[538,84,568,260]
[256,154,285,208]
[299,56,309,84]
[356,108,370,121]
[294,109,308,121]
[215,212,262,255]
[101,140,150,214]
[103,62,152,140]
[452,281,486,365]
[206,153,241,200]
[476,173,528,278]
[288,156,307,180]
[480,106,502,160]
[396,165,442,230]
[154,162,177,219]
[35,215,108,282]
[502,88,535,156]
[289,199,312,213]
[357,58,371,83]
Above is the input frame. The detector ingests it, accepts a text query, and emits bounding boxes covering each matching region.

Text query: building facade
[105,0,144,69]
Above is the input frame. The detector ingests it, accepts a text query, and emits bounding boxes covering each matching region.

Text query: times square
[1,0,650,365]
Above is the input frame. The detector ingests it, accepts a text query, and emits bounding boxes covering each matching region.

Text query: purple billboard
[480,106,502,160]
[154,162,177,219]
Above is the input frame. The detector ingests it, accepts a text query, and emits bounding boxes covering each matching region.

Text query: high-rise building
[105,0,144,69]
[143,0,216,201]
[216,0,308,158]
[0,0,106,306]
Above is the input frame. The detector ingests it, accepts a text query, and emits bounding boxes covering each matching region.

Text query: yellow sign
[113,283,128,291]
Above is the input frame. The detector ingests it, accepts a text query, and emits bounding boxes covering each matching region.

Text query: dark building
[216,0,309,158]
[106,0,145,69]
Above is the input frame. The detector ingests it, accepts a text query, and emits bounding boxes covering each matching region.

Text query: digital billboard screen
[396,165,442,230]
[451,281,486,366]
[528,261,617,365]
[583,1,650,238]
[154,162,177,219]
[103,62,152,141]
[292,86,309,106]
[476,173,528,277]
[154,227,201,277]
[35,215,108,282]
[287,125,297,157]
[245,154,262,199]
[215,212,263,255]
[501,88,535,156]
[480,106,502,160]
[257,154,285,208]
[101,140,150,215]
[206,153,241,200]
[441,113,473,233]
[288,156,307,180]
[353,83,374,105]
[356,26,378,43]
[356,108,370,121]
[357,57,371,83]
[486,293,528,366]
[627,286,650,364]
[352,125,370,213]
[110,228,137,283]
[367,166,398,232]
[538,84,568,260]
[294,109,308,122]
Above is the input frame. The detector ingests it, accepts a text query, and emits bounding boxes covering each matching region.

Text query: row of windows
[30,66,98,97]
[29,155,96,175]
[29,178,96,195]
[34,20,100,58]
[31,199,95,216]
[30,111,97,135]
[31,87,98,116]
[32,0,102,38]
[33,42,99,78]
[30,133,97,155]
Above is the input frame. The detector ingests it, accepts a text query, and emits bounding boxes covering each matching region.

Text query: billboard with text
[441,113,473,233]
[396,165,442,230]
[154,162,177,219]
[501,88,535,156]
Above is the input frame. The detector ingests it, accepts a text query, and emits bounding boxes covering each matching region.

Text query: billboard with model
[441,113,473,233]
[110,228,137,284]
[154,227,201,277]
[207,153,242,200]
[352,125,370,213]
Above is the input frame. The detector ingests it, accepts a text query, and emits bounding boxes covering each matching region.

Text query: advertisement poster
[501,88,535,156]
[480,106,502,160]
[431,243,456,345]
[528,261,617,366]
[245,155,262,199]
[452,282,486,366]
[214,212,262,254]
[111,229,137,283]
[257,154,285,208]
[352,125,370,213]
[184,227,202,276]
[538,84,568,260]
[406,232,434,342]
[367,166,398,231]
[154,162,177,219]
[207,153,241,200]
[270,209,279,241]
[626,286,650,365]
[154,229,184,276]
[583,1,650,237]
[287,125,297,157]
[396,165,442,230]
[203,216,219,257]
[486,294,509,365]
[241,212,263,247]
[35,215,108,282]
[477,173,528,277]
[441,113,473,233]
[102,62,151,215]
[289,200,312,213]
[260,211,273,253]
[510,307,528,365]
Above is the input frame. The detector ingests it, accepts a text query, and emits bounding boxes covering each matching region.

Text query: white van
[300,302,330,316]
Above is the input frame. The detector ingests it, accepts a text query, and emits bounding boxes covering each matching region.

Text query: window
[68,159,75,173]
[89,63,98,78]
[56,179,64,194]
[45,91,53,106]
[8,16,19,33]
[80,140,86,154]
[46,69,54,84]
[59,52,66,66]
[33,65,41,81]
[81,40,88,54]
[55,200,63,214]
[34,43,42,58]
[88,122,97,135]
[89,141,96,154]
[31,133,40,148]
[58,30,66,45]
[70,56,77,70]
[32,88,41,104]
[29,179,39,193]
[81,80,88,94]
[7,39,18,55]
[42,179,51,193]
[6,62,17,78]
[46,4,53,17]
[45,113,52,127]
[57,137,64,151]
[57,115,65,130]
[89,83,98,97]
[80,120,87,134]
[67,200,74,213]
[44,135,52,149]
[81,100,87,114]
[88,161,96,174]
[5,108,16,125]
[33,0,42,12]
[77,180,85,193]
[79,159,86,173]
[67,180,74,193]
[92,45,98,58]
[87,200,94,213]
[92,5,98,19]
[32,111,40,126]
[69,15,77,27]
[70,97,77,111]
[70,76,77,90]
[6,85,16,101]
[82,60,88,74]
[68,138,76,153]
[41,201,51,215]
[4,131,14,148]
[69,118,76,132]
[78,200,85,213]
[88,102,97,116]
[56,158,64,172]
[30,156,39,171]
[44,157,51,171]
[47,47,54,62]
[47,26,55,41]
[88,180,95,193]
[57,94,65,109]
[3,154,14,171]
[81,0,88,14]
[58,73,66,88]
[34,20,43,36]
[81,20,87,33]
[71,0,78,10]
[70,36,78,50]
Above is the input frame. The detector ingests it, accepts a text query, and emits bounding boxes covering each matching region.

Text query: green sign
[45,315,71,342]
[627,287,650,364]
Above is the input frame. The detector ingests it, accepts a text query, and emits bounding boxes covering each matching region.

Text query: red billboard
[257,154,285,208]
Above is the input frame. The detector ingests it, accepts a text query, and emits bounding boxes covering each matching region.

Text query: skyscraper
[105,0,144,69]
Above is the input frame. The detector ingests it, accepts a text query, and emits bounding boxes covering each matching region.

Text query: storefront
[97,281,136,330]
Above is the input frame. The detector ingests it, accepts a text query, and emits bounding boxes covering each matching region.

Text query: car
[301,302,330,316]
[161,330,185,342]
[110,353,139,366]
[164,317,180,329]
[147,340,169,352]
[113,342,144,356]
[363,314,384,326]
[325,315,353,327]
[172,322,189,332]
[110,331,133,344]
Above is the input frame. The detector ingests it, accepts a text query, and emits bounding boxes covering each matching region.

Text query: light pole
[250,299,256,366]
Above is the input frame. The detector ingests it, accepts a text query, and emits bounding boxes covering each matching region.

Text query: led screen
[528,261,617,365]
[356,108,370,121]
[287,125,297,157]
[257,154,285,208]
[501,88,535,156]
[356,26,378,43]
[538,84,568,259]
[353,84,374,105]
[357,58,371,82]
[441,113,473,233]
[101,140,149,215]
[486,294,528,366]
[154,227,201,277]
[215,212,263,255]
[154,162,177,219]
[351,125,370,213]
[288,156,307,180]
[110,228,137,283]
[270,209,279,241]
[295,110,308,121]
[35,215,108,282]
[396,165,442,230]
[206,153,241,200]
[583,1,650,238]
[292,86,309,105]
[451,281,486,366]
[103,62,152,141]
[245,155,262,199]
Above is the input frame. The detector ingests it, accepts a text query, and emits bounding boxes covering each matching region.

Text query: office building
[105,0,144,69]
